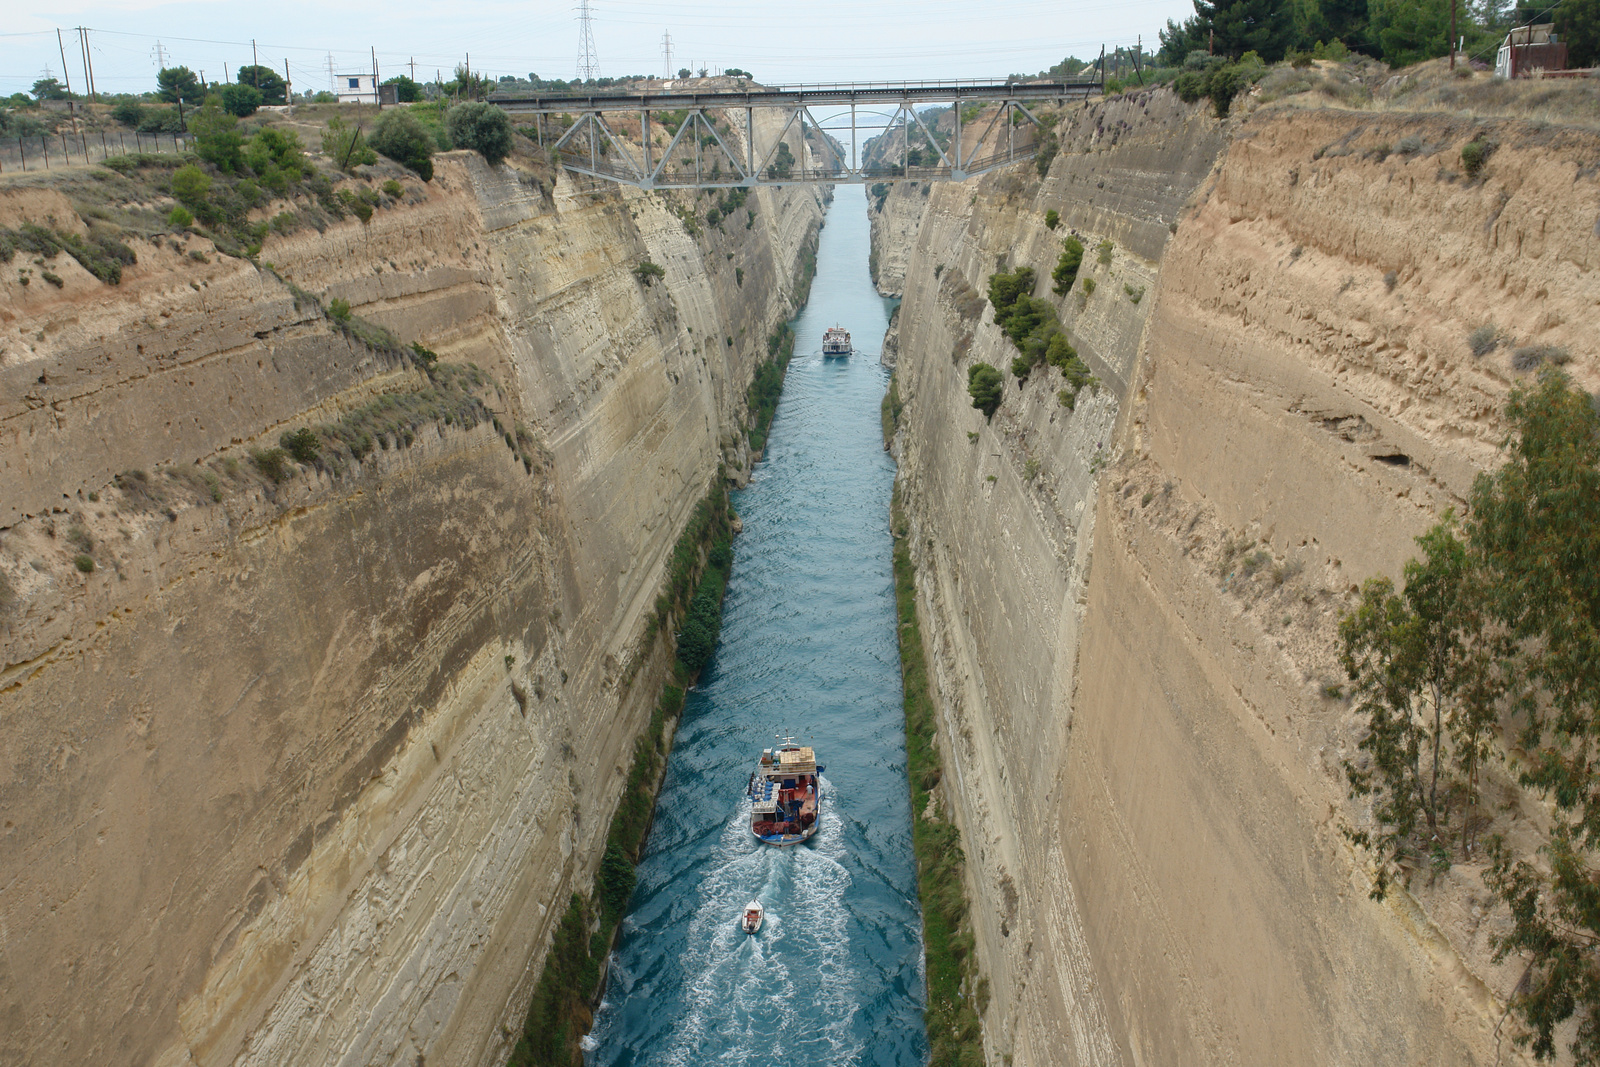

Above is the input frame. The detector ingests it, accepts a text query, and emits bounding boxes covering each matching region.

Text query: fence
[0,130,192,174]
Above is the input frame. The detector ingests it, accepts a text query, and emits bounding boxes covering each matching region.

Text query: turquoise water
[585,187,926,1067]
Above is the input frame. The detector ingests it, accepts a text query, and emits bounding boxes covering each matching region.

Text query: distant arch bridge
[488,79,1099,190]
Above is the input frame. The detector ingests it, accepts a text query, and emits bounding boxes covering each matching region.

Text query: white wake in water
[653,794,864,1066]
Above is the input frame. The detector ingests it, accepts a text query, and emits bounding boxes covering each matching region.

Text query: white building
[335,73,377,104]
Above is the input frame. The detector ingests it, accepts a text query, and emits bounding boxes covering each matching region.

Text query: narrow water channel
[585,187,926,1066]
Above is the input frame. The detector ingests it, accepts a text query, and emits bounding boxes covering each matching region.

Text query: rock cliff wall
[0,150,822,1067]
[879,89,1598,1065]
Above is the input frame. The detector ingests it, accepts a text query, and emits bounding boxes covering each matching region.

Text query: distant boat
[747,738,823,846]
[741,900,764,934]
[822,325,852,358]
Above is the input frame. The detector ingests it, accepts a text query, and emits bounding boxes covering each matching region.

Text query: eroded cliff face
[0,150,822,1067]
[880,90,1598,1065]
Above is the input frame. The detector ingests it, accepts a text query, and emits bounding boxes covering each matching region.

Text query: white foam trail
[646,799,866,1067]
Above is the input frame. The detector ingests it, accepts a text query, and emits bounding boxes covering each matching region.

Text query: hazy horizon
[1,0,1189,99]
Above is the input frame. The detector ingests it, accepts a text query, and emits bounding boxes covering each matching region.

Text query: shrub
[251,447,290,482]
[987,266,1035,318]
[324,117,377,169]
[327,297,353,323]
[370,110,437,181]
[1124,283,1145,304]
[244,128,309,192]
[74,555,95,573]
[1512,344,1571,372]
[447,102,514,165]
[1052,236,1084,294]
[111,99,144,127]
[170,164,212,207]
[1468,324,1499,358]
[1034,128,1059,178]
[219,83,262,117]
[190,99,245,173]
[382,179,404,198]
[633,259,666,286]
[280,427,321,463]
[968,363,1004,418]
[1096,239,1113,266]
[1044,209,1059,230]
[167,205,194,228]
[1104,77,1125,95]
[1460,137,1493,178]
[1384,270,1398,292]
[1081,276,1096,296]
[1397,134,1424,155]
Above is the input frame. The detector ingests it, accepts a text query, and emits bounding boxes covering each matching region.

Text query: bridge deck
[490,78,1097,115]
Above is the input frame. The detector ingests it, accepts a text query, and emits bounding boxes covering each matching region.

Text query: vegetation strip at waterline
[509,318,803,1066]
[892,485,988,1066]
[510,479,734,1067]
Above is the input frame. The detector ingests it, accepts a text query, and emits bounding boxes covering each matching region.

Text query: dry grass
[1250,55,1600,132]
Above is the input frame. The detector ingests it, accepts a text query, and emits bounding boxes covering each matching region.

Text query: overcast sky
[1,0,1190,99]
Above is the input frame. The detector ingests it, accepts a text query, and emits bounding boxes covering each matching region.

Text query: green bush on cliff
[370,110,436,181]
[967,363,1004,418]
[1052,236,1084,293]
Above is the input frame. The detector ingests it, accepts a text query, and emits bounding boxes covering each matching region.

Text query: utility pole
[79,27,97,101]
[410,57,417,81]
[57,30,73,97]
[285,59,293,116]
[1449,0,1458,69]
[252,40,259,86]
[327,52,337,94]
[1135,35,1145,85]
[372,46,379,108]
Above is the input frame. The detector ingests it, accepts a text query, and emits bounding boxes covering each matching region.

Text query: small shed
[335,73,378,105]
[1495,24,1569,78]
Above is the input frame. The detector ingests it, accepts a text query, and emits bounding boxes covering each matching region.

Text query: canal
[584,186,927,1066]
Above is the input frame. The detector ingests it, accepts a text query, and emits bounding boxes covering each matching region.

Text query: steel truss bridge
[488,79,1100,190]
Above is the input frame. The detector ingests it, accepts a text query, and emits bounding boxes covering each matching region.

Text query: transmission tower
[576,0,600,81]
[151,40,168,68]
[661,30,673,78]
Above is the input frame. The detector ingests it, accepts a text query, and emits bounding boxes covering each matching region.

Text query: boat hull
[753,825,818,846]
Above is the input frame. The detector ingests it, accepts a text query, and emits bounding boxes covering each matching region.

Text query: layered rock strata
[0,151,822,1067]
[880,90,1597,1065]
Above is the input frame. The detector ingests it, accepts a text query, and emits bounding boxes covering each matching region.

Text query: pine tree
[1192,0,1298,58]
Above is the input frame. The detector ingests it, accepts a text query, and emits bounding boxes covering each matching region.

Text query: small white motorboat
[740,901,764,934]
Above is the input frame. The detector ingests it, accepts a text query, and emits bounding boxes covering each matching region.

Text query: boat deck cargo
[748,743,824,845]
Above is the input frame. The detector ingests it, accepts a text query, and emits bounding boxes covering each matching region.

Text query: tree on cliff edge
[1342,370,1600,1064]
[446,102,513,166]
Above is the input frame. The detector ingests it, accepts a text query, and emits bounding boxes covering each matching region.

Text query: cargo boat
[822,325,852,358]
[747,739,824,845]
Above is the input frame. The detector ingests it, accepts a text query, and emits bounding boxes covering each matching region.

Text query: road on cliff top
[585,187,927,1066]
